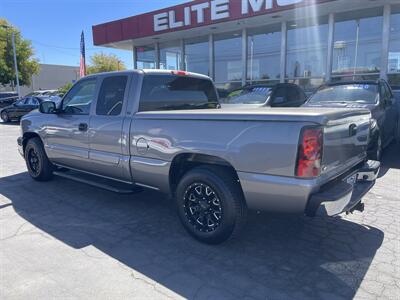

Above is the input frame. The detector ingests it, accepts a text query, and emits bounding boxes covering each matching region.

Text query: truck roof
[83,69,211,80]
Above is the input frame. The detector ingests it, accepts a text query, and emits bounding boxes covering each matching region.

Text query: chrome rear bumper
[306,160,380,217]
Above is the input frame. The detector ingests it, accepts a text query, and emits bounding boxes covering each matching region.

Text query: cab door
[44,78,98,170]
[86,74,131,181]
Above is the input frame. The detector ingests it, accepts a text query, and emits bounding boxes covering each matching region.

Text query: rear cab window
[139,74,219,112]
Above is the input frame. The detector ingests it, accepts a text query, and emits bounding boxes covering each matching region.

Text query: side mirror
[39,101,57,114]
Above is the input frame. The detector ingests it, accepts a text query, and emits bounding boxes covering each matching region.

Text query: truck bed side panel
[129,118,308,192]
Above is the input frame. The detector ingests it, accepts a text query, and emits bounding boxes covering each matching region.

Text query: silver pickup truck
[18,70,380,244]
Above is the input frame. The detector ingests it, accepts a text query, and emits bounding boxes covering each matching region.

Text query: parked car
[0,92,18,108]
[304,80,399,160]
[222,83,307,108]
[1,96,46,123]
[26,90,58,97]
[18,70,379,244]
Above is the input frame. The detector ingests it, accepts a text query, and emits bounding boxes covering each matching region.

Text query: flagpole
[80,31,86,78]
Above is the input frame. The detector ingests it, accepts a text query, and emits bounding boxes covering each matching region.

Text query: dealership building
[92,0,400,93]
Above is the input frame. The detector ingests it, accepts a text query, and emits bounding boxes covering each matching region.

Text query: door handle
[78,123,88,131]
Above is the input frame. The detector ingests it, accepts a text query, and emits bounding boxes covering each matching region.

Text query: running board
[53,171,143,194]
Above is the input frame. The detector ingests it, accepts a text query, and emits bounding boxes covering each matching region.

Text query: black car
[304,79,399,160]
[0,96,47,123]
[0,92,18,109]
[221,83,307,108]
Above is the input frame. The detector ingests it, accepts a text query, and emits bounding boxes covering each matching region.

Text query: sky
[0,0,189,68]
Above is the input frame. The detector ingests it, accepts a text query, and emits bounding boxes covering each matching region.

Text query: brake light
[171,70,188,76]
[296,127,323,177]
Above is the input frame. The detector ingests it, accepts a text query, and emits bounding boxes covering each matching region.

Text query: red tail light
[296,127,323,177]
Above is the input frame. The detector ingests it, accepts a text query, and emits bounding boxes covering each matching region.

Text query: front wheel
[25,137,54,181]
[175,166,247,244]
[1,111,9,123]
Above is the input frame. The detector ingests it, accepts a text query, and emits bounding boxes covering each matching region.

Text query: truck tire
[25,137,54,181]
[175,166,247,244]
[1,111,9,123]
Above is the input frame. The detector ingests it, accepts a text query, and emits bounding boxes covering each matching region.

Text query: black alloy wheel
[27,147,41,176]
[183,182,223,233]
[24,137,54,181]
[176,166,247,244]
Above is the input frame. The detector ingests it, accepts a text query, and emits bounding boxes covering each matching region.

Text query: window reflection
[185,37,209,76]
[333,10,383,76]
[389,10,400,74]
[214,32,242,83]
[247,25,281,82]
[136,46,155,69]
[160,42,182,70]
[286,19,328,79]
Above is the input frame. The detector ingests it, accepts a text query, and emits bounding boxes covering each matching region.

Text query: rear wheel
[175,166,247,244]
[1,111,9,123]
[25,137,54,181]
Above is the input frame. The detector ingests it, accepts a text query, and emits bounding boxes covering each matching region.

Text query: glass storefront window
[333,9,383,76]
[160,42,182,70]
[136,46,155,69]
[214,31,242,83]
[389,8,400,74]
[247,25,281,82]
[286,19,328,79]
[185,37,209,76]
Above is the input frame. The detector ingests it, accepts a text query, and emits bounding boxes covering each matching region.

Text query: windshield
[309,84,378,104]
[225,87,271,104]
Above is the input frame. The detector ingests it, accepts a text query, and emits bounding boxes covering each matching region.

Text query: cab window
[96,76,127,116]
[62,78,97,115]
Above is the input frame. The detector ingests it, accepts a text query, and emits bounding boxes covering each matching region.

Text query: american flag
[79,31,86,77]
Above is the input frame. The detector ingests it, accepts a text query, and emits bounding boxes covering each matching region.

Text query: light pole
[1,24,21,98]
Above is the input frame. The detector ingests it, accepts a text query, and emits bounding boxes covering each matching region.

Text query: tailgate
[322,110,371,176]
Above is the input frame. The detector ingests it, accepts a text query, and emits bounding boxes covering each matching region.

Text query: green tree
[0,19,40,86]
[86,53,126,75]
[57,82,73,96]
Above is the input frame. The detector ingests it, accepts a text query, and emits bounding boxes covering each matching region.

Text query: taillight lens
[296,127,323,177]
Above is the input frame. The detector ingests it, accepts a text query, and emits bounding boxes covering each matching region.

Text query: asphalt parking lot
[0,123,399,300]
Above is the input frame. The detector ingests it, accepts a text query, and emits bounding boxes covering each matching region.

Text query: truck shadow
[1,172,383,300]
[378,142,400,178]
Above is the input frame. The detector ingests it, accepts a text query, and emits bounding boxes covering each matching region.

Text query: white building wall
[21,64,79,96]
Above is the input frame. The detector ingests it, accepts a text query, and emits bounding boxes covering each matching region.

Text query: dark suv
[304,80,399,160]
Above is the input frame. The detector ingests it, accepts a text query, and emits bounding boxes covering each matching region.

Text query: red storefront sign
[92,0,336,45]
